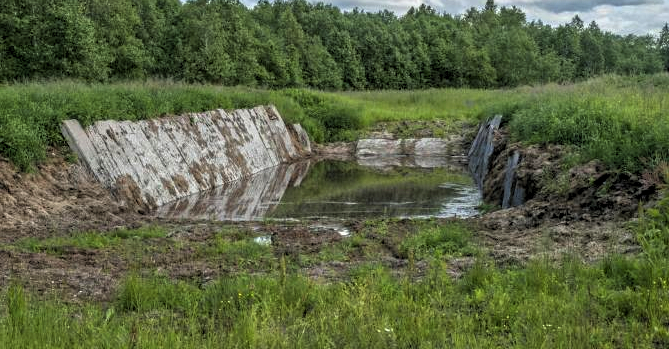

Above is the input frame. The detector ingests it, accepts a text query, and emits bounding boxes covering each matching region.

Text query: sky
[239,0,669,35]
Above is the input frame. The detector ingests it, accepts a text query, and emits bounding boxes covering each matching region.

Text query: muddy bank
[0,150,144,242]
[0,217,639,304]
[477,130,658,227]
[465,116,656,264]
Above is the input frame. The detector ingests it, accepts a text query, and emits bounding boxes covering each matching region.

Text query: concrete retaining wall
[61,105,310,211]
[356,138,458,157]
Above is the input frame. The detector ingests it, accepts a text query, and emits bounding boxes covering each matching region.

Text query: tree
[84,0,151,79]
[578,22,605,77]
[659,23,669,71]
[0,0,108,80]
[0,0,664,87]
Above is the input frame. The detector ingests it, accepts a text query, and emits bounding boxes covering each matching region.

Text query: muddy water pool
[156,159,481,221]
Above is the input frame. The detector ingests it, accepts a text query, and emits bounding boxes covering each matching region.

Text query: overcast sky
[240,0,668,35]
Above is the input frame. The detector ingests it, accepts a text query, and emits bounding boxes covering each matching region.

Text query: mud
[0,149,143,242]
[481,132,657,225]
[0,215,639,305]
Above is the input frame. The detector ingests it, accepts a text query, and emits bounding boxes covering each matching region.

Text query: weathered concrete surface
[468,116,528,209]
[355,138,459,157]
[502,151,524,209]
[356,156,467,171]
[468,115,502,191]
[289,124,312,156]
[61,106,310,211]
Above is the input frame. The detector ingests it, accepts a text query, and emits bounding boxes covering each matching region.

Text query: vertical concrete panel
[137,119,201,197]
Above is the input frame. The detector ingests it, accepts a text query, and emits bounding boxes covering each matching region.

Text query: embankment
[469,116,659,230]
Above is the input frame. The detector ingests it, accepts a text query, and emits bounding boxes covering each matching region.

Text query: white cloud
[237,0,669,35]
[502,0,662,12]
[498,0,668,34]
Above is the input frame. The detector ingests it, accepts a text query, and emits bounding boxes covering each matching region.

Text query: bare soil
[0,150,145,243]
[0,134,653,304]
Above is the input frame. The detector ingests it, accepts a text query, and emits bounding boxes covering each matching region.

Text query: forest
[2,0,669,90]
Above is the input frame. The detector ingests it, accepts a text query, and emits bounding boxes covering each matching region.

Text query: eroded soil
[0,139,650,303]
[0,150,145,242]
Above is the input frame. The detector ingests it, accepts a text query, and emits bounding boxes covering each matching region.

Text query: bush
[282,89,363,142]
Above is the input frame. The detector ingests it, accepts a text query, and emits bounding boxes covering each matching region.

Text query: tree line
[2,0,669,89]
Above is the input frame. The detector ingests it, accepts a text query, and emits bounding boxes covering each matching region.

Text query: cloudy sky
[240,0,668,35]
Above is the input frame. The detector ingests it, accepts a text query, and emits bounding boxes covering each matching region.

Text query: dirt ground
[0,137,652,303]
[0,150,144,242]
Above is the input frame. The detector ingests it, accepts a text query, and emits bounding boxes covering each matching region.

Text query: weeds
[2,211,669,347]
[13,226,166,253]
[400,223,478,259]
[4,75,669,174]
[506,74,669,172]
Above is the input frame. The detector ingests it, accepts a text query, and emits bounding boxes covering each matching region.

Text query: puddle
[253,236,272,246]
[156,160,481,221]
[309,224,352,237]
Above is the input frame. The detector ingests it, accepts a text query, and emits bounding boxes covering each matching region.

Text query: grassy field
[2,74,669,173]
[1,199,669,348]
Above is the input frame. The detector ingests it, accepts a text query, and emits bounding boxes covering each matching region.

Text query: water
[156,159,481,221]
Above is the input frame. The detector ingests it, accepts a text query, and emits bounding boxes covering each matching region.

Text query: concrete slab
[61,106,310,210]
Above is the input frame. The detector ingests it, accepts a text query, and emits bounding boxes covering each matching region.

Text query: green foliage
[400,223,477,259]
[637,196,669,261]
[504,75,669,172]
[282,89,363,141]
[6,284,27,334]
[14,226,167,253]
[0,0,665,88]
[116,274,201,313]
[4,250,669,347]
[203,234,273,268]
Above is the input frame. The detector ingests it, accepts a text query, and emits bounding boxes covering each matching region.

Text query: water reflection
[156,159,481,221]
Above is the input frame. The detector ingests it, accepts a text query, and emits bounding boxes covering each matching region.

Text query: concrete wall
[61,105,310,211]
[356,138,462,158]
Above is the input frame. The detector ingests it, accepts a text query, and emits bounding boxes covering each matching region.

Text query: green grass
[505,75,669,172]
[334,87,506,126]
[2,202,669,347]
[11,226,166,253]
[2,255,669,348]
[399,223,478,259]
[4,75,668,173]
[202,234,274,269]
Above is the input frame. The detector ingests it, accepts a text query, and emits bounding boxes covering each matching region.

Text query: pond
[156,159,481,221]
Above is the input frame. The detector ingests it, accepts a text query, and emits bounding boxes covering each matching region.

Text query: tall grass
[2,75,669,173]
[506,75,669,172]
[2,256,669,347]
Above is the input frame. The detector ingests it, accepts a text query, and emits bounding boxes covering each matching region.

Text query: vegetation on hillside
[2,75,668,173]
[0,82,359,170]
[1,0,668,89]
